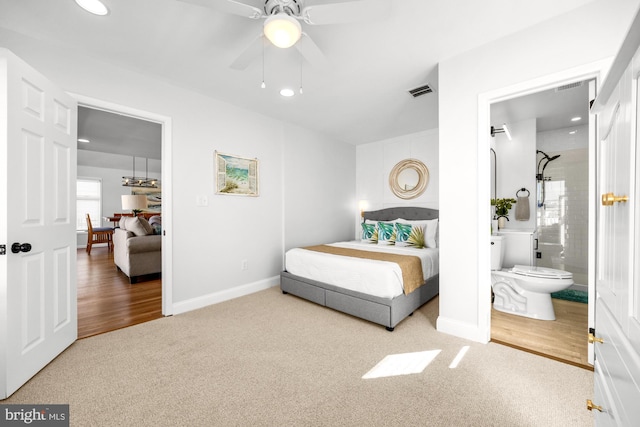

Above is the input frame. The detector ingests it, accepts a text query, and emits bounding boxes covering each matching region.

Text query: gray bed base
[280,271,439,331]
[281,206,440,331]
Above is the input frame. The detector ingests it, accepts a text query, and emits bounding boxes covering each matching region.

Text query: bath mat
[551,289,588,304]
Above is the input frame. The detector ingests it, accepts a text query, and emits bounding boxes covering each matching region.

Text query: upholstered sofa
[113,216,162,284]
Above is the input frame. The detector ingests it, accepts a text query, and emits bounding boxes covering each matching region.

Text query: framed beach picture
[215,151,259,196]
[132,187,162,212]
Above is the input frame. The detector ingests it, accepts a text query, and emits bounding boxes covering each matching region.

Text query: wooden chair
[86,213,114,255]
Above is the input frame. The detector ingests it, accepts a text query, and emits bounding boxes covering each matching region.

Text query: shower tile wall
[536,127,589,286]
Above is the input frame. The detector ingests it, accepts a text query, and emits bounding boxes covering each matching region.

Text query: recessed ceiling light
[75,0,109,16]
[280,88,295,97]
[569,130,577,135]
[78,138,90,143]
[571,116,582,122]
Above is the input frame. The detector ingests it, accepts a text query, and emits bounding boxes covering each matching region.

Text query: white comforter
[284,241,439,299]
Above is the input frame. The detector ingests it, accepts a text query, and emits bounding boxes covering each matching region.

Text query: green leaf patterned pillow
[407,224,426,249]
[377,221,396,245]
[394,222,412,247]
[361,222,378,243]
[395,222,425,248]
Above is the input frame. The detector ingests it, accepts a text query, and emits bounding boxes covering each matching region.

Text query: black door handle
[11,243,32,253]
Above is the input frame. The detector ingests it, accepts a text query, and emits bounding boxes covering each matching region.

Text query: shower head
[541,154,560,174]
[537,151,561,175]
[537,150,552,160]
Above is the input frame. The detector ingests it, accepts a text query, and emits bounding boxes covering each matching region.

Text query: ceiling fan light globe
[264,14,301,48]
[74,0,109,16]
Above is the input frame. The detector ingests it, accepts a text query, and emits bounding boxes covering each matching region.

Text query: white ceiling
[78,107,162,159]
[491,79,592,134]
[0,0,599,149]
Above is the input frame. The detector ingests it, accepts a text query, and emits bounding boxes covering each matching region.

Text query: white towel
[515,196,530,221]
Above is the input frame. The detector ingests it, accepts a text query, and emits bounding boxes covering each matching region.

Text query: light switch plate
[196,195,208,207]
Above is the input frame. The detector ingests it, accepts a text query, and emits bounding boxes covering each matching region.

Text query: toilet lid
[512,265,573,279]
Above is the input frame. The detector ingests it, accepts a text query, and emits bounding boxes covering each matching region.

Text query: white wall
[437,0,639,342]
[1,32,355,312]
[356,128,439,231]
[536,125,590,286]
[491,119,537,231]
[283,123,355,251]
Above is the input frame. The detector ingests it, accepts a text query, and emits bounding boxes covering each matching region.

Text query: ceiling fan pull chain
[299,40,303,94]
[261,36,266,89]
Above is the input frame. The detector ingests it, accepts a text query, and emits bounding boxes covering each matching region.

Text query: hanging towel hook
[516,188,530,197]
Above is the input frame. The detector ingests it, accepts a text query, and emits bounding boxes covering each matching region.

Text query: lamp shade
[122,194,148,211]
[264,13,301,48]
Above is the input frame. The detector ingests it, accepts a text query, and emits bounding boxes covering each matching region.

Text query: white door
[590,37,640,424]
[0,48,77,399]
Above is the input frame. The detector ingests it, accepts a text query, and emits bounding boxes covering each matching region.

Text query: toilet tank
[496,230,536,268]
[490,236,504,270]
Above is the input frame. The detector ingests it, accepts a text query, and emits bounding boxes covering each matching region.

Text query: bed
[280,207,439,331]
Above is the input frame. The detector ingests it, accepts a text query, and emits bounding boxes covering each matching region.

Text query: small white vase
[491,219,498,235]
[498,217,506,230]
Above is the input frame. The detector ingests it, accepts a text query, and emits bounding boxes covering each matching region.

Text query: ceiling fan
[177,0,390,70]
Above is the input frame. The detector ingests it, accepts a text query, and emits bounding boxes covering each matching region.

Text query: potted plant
[491,198,517,229]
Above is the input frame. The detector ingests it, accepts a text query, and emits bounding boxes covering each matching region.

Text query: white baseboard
[436,315,489,344]
[172,276,280,315]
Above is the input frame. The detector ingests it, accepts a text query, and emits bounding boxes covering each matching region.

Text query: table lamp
[122,194,147,216]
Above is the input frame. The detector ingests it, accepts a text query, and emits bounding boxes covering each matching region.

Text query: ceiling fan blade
[230,34,264,70]
[295,33,327,68]
[176,0,264,19]
[301,0,390,25]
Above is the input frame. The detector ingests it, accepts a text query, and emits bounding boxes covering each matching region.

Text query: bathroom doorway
[488,79,594,368]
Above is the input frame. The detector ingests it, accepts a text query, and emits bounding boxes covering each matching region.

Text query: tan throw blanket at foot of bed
[303,245,425,295]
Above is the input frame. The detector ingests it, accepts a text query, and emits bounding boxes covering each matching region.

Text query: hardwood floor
[77,246,162,339]
[491,297,591,370]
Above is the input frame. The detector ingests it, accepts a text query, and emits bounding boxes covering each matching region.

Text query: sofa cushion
[120,216,153,236]
[126,234,162,254]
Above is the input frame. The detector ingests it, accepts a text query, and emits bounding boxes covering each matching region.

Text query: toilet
[490,234,573,320]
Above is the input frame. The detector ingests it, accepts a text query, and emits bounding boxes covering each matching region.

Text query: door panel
[592,29,640,425]
[595,298,640,422]
[0,48,77,399]
[630,79,640,358]
[53,247,72,331]
[593,359,619,425]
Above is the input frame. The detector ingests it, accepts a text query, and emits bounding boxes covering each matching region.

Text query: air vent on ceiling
[555,81,583,92]
[408,84,433,98]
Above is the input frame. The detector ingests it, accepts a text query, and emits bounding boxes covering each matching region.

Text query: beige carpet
[3,286,593,426]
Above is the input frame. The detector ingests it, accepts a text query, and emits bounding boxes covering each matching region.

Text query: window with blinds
[77,177,102,231]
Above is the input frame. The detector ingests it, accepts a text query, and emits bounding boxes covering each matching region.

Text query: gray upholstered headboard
[363,207,439,222]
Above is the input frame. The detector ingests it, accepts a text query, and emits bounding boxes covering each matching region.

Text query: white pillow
[395,218,438,248]
[121,216,153,236]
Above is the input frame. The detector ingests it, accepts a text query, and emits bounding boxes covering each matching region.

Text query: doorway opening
[75,100,172,338]
[480,65,604,369]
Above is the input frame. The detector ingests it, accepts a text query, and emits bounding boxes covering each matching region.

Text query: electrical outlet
[241,259,248,271]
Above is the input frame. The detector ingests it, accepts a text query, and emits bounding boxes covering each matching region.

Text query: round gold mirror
[389,159,429,199]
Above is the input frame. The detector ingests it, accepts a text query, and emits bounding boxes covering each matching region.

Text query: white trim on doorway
[71,93,174,316]
[477,58,612,363]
